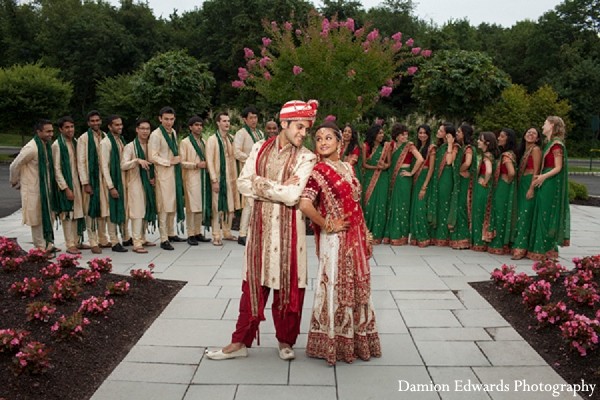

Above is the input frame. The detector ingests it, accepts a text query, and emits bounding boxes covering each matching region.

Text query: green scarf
[134,137,157,228]
[56,135,85,240]
[86,129,102,218]
[243,124,263,143]
[107,133,127,225]
[188,133,212,228]
[34,135,57,244]
[215,131,231,219]
[159,126,185,224]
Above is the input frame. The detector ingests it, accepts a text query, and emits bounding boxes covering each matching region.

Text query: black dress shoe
[122,238,133,247]
[195,234,211,243]
[160,241,174,250]
[112,243,128,253]
[238,236,247,246]
[187,236,199,246]
[168,236,186,243]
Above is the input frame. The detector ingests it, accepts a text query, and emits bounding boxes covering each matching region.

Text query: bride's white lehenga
[301,161,381,365]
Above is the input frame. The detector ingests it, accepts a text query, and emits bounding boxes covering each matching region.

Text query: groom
[206,100,318,361]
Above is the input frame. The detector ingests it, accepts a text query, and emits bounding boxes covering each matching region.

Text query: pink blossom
[407,66,418,76]
[292,65,303,75]
[261,47,268,56]
[406,38,414,47]
[345,18,355,32]
[259,56,272,68]
[386,79,393,86]
[295,29,302,36]
[243,47,254,59]
[354,27,364,37]
[320,30,329,38]
[271,21,278,29]
[347,69,356,77]
[362,41,370,51]
[262,37,272,47]
[263,71,272,80]
[421,49,432,58]
[380,86,393,97]
[322,18,330,32]
[284,21,293,31]
[411,47,421,55]
[325,115,336,121]
[392,32,402,41]
[231,80,245,88]
[392,42,403,52]
[367,29,379,42]
[331,21,339,29]
[237,67,249,81]
[246,59,256,69]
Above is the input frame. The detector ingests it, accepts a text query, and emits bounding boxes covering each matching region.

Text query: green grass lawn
[0,133,30,147]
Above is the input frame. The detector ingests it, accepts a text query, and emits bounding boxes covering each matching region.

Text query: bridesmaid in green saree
[528,116,570,260]
[410,125,436,247]
[341,124,362,182]
[511,128,542,260]
[362,124,392,243]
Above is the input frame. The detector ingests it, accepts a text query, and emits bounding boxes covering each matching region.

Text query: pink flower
[362,41,370,51]
[284,21,293,31]
[411,47,421,55]
[347,69,356,77]
[331,21,339,29]
[243,47,254,59]
[406,38,414,47]
[263,71,272,80]
[367,29,379,42]
[292,65,303,75]
[320,30,329,38]
[407,66,418,76]
[262,37,272,47]
[271,21,278,29]
[231,80,245,88]
[386,79,393,86]
[322,18,330,32]
[295,29,302,36]
[345,18,355,32]
[238,67,249,81]
[325,115,336,121]
[354,27,364,37]
[392,42,403,52]
[421,49,432,58]
[392,32,402,41]
[247,59,256,69]
[259,56,272,68]
[380,86,393,97]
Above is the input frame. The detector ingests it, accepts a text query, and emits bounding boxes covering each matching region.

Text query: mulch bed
[0,241,185,400]
[471,271,600,399]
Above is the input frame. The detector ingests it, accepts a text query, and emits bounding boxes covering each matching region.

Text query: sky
[134,0,564,27]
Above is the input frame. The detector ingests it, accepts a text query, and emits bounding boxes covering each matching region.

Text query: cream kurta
[148,127,177,213]
[52,138,83,219]
[233,127,263,165]
[77,131,109,217]
[100,135,127,218]
[120,141,148,220]
[237,138,317,290]
[206,132,241,211]
[180,136,206,213]
[9,139,51,226]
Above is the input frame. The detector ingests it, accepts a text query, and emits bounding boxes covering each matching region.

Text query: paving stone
[410,328,492,342]
[183,385,237,400]
[235,385,337,400]
[107,362,196,384]
[91,381,187,400]
[160,298,229,319]
[453,310,510,328]
[367,334,422,366]
[392,290,456,300]
[477,341,547,366]
[415,342,489,366]
[428,367,491,400]
[454,263,491,277]
[484,327,523,341]
[160,265,218,285]
[123,345,203,364]
[370,290,398,309]
[138,319,236,347]
[442,276,490,290]
[402,310,462,328]
[375,309,409,333]
[395,299,464,310]
[455,289,494,310]
[370,265,395,275]
[372,275,449,291]
[289,352,336,385]
[176,285,220,299]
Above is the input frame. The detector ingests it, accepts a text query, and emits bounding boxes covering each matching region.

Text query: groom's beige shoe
[205,346,248,360]
[278,347,295,360]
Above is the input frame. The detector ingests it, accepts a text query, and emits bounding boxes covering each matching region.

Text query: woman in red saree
[300,122,381,366]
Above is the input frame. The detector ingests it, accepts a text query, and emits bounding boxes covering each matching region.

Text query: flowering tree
[232,12,429,123]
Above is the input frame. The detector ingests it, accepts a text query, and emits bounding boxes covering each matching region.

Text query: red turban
[279,100,319,127]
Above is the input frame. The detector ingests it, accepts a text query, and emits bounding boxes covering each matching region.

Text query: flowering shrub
[26,301,57,322]
[532,259,567,283]
[9,277,44,298]
[105,280,130,296]
[0,329,30,353]
[522,280,552,308]
[564,273,600,307]
[534,302,574,326]
[75,269,101,285]
[559,314,600,356]
[1,256,24,273]
[55,253,81,269]
[503,272,533,294]
[26,248,48,264]
[78,296,114,316]
[87,257,112,274]
[13,341,50,374]
[573,255,600,277]
[50,312,90,340]
[130,263,155,281]
[491,264,516,285]
[49,274,82,303]
[0,236,22,257]
[40,263,63,279]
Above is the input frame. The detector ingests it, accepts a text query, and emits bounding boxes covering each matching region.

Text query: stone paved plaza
[1,205,599,400]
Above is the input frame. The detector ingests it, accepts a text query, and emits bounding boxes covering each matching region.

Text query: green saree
[487,151,517,255]
[471,152,495,252]
[511,146,540,259]
[410,145,436,247]
[362,142,391,242]
[448,145,477,249]
[383,142,414,245]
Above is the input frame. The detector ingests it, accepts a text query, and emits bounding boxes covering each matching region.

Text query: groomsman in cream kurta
[180,116,212,246]
[206,112,241,246]
[10,120,58,255]
[52,116,88,254]
[100,115,129,253]
[121,118,157,254]
[233,106,264,246]
[148,106,186,251]
[77,111,110,254]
